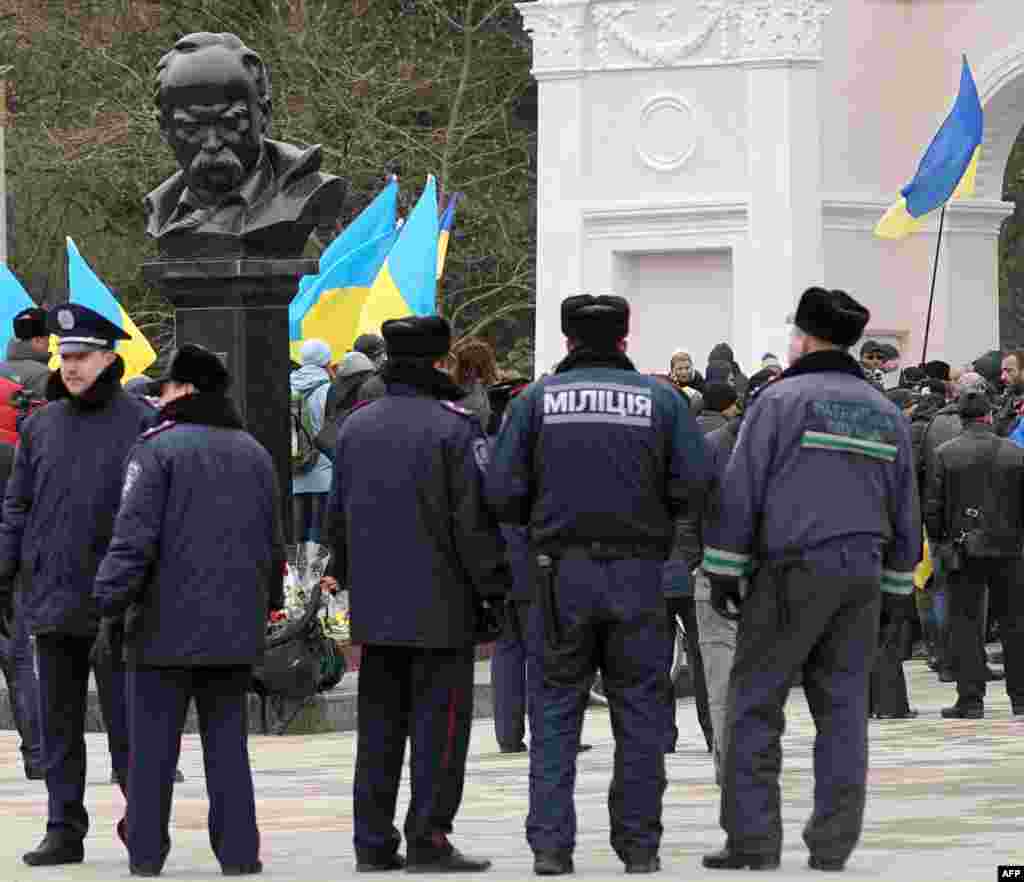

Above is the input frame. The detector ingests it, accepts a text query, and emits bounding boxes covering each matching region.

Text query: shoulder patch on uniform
[121,459,142,503]
[139,420,177,441]
[472,437,490,471]
[441,401,474,418]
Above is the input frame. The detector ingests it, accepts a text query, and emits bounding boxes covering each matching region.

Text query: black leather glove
[90,618,124,667]
[0,582,13,631]
[882,592,917,627]
[709,575,744,621]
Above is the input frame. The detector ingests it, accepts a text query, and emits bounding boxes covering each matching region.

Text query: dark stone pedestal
[143,258,317,543]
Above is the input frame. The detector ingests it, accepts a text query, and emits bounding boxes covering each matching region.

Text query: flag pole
[920,204,947,365]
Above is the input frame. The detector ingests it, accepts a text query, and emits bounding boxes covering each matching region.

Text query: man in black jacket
[94,344,284,876]
[925,387,1024,718]
[0,305,158,867]
[327,316,510,874]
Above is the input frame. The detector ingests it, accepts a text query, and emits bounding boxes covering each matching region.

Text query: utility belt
[532,542,667,649]
[532,541,668,562]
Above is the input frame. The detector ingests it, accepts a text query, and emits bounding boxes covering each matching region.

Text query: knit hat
[958,387,992,420]
[299,339,332,368]
[337,351,375,378]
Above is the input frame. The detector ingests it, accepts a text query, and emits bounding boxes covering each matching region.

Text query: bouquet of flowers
[269,542,350,647]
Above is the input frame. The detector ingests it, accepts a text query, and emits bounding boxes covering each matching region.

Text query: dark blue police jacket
[487,349,711,553]
[0,363,158,635]
[326,379,511,649]
[94,393,285,667]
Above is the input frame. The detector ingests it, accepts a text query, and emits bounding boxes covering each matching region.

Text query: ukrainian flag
[66,238,157,379]
[875,56,983,239]
[356,176,440,339]
[289,177,399,349]
[288,228,399,364]
[0,265,37,356]
[436,192,462,281]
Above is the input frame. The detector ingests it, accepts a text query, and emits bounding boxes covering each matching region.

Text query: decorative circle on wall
[635,94,697,173]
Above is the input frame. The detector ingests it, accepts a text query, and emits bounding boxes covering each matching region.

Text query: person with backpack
[290,339,334,545]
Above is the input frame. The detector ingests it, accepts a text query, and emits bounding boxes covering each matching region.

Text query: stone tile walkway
[0,660,1019,880]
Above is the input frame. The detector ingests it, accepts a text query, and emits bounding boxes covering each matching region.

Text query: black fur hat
[793,287,870,347]
[167,343,230,394]
[381,316,451,359]
[13,307,47,341]
[561,294,630,347]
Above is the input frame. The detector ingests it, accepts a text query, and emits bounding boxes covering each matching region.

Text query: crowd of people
[0,282,1019,876]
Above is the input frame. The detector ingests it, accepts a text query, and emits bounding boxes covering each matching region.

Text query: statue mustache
[190,149,245,180]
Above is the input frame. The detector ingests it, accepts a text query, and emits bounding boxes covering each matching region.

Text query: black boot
[703,845,780,870]
[356,853,406,872]
[625,854,661,873]
[808,855,846,871]
[222,862,263,876]
[534,851,574,876]
[406,837,492,874]
[23,833,85,867]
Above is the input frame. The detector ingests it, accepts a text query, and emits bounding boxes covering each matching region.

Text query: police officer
[488,295,710,876]
[93,344,282,876]
[326,316,510,874]
[0,304,158,867]
[702,287,919,873]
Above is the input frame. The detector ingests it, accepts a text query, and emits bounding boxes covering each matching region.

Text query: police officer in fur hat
[701,287,919,873]
[94,343,284,876]
[488,295,710,875]
[325,316,510,874]
[0,304,159,867]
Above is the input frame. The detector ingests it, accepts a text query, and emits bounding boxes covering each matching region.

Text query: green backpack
[290,383,327,474]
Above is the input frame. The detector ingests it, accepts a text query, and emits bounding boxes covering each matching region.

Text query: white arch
[974,40,1024,201]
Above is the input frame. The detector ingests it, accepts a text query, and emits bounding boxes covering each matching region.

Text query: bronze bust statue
[145,32,346,259]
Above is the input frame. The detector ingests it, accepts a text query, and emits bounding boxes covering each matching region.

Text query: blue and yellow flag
[66,238,157,379]
[289,177,399,347]
[0,265,37,356]
[875,56,983,239]
[288,228,400,364]
[354,176,440,338]
[436,192,463,281]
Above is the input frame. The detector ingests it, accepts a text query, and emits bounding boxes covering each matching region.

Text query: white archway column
[742,57,826,368]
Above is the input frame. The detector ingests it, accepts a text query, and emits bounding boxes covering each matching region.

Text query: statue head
[155,33,271,203]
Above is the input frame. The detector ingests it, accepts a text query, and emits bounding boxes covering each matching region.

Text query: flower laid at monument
[271,544,350,648]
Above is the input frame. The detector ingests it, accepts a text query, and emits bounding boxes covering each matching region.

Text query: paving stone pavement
[0,659,1019,881]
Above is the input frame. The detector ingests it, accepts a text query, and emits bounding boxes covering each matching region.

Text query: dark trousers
[292,492,327,544]
[8,590,42,770]
[354,644,475,863]
[721,563,879,864]
[665,596,713,752]
[527,553,668,862]
[869,611,911,716]
[948,557,1024,707]
[35,633,129,839]
[127,665,258,870]
[492,600,539,750]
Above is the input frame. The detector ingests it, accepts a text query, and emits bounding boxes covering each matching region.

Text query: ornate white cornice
[516,0,832,77]
[823,197,1012,237]
[582,197,749,240]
